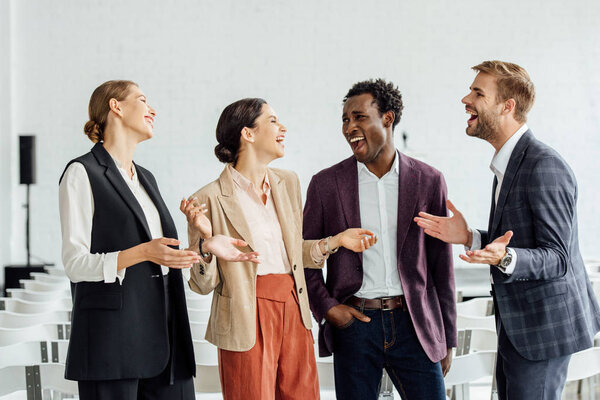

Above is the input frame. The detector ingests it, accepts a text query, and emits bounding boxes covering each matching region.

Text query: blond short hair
[472,61,535,123]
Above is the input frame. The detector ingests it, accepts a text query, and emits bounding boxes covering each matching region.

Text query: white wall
[2,0,600,279]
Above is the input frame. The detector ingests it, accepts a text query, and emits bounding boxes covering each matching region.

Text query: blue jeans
[332,307,445,400]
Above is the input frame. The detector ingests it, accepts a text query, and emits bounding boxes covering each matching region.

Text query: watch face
[501,254,512,267]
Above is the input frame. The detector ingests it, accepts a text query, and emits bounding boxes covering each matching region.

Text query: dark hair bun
[83,120,103,143]
[214,143,235,163]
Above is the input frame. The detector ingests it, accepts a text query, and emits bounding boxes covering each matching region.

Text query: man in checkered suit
[415,60,600,400]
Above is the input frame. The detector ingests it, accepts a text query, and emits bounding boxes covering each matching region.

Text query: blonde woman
[59,81,255,399]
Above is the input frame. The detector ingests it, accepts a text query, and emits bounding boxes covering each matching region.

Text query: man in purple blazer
[303,79,456,400]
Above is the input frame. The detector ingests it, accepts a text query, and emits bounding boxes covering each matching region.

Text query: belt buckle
[380,296,394,311]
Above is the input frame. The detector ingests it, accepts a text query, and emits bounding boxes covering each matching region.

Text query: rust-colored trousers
[218,274,320,400]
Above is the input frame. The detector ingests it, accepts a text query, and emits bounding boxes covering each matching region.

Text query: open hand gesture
[413,200,470,246]
[180,197,212,239]
[203,234,260,264]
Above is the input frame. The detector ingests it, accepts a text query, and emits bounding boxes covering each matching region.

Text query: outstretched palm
[413,200,469,245]
[204,235,260,263]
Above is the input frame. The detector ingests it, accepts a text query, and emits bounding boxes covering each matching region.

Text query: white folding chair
[193,340,221,393]
[444,350,497,400]
[6,288,71,303]
[0,340,69,368]
[566,347,600,400]
[0,323,71,347]
[457,328,498,354]
[457,314,496,331]
[29,273,69,285]
[0,363,77,399]
[456,297,494,317]
[190,322,208,340]
[0,310,71,329]
[44,267,66,278]
[19,280,70,292]
[0,298,71,314]
[187,308,211,323]
[185,294,213,310]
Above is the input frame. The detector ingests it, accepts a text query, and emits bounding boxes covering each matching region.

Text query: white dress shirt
[354,153,403,299]
[59,155,172,285]
[470,124,529,274]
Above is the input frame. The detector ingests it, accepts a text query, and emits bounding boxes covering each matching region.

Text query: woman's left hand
[180,197,212,239]
[331,228,377,253]
[203,235,260,263]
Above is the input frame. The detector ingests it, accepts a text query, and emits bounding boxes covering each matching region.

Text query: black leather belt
[346,295,407,311]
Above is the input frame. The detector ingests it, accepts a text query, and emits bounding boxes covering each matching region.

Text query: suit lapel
[216,166,256,252]
[335,158,361,229]
[487,176,498,235]
[92,144,152,241]
[269,169,296,267]
[136,166,177,241]
[335,157,361,262]
[396,152,420,259]
[490,131,532,235]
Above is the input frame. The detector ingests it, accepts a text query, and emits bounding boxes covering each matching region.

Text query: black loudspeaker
[19,135,36,184]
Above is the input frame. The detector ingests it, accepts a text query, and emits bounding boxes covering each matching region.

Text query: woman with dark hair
[59,81,257,399]
[181,98,377,399]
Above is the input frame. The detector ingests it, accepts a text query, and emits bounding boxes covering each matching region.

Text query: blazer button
[299,288,303,294]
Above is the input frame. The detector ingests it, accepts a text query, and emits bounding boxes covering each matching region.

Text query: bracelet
[324,236,339,255]
[198,237,212,259]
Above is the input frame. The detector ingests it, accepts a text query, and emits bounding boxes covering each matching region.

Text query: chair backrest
[190,322,208,340]
[20,279,70,292]
[444,350,496,386]
[315,357,335,390]
[44,267,67,277]
[0,297,72,314]
[29,272,69,284]
[0,340,69,368]
[456,328,498,355]
[0,363,77,398]
[6,288,71,303]
[457,314,495,331]
[456,297,494,317]
[185,294,213,310]
[0,323,71,346]
[566,347,600,382]
[187,308,211,323]
[0,310,71,329]
[193,339,218,366]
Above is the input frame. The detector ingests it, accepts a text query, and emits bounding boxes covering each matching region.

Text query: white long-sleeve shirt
[59,156,174,284]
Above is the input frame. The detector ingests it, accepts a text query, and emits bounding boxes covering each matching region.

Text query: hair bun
[83,120,103,143]
[214,143,235,163]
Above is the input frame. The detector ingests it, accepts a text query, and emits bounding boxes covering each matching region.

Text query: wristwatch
[496,250,513,272]
[198,237,212,259]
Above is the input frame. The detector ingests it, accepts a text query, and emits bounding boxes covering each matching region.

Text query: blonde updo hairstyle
[83,80,138,143]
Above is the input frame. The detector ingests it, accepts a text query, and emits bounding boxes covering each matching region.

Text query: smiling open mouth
[348,136,365,151]
[466,109,478,124]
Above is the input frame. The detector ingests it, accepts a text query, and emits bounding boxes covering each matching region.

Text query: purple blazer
[303,152,456,361]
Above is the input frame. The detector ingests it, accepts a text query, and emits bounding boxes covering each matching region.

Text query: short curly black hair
[343,79,404,130]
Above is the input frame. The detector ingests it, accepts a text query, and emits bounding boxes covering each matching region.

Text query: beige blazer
[188,166,320,352]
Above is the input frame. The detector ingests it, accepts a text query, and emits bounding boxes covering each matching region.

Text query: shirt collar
[229,165,271,195]
[490,124,528,178]
[357,151,400,177]
[109,154,137,182]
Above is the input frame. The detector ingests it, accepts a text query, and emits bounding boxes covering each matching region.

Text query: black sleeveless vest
[60,143,194,381]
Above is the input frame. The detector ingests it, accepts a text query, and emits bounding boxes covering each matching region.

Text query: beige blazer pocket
[214,293,232,335]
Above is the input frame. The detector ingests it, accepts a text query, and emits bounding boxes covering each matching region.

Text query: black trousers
[78,274,195,400]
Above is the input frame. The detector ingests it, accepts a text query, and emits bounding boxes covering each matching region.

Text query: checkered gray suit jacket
[480,130,600,361]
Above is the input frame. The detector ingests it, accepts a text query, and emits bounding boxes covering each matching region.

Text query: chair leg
[378,370,394,399]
